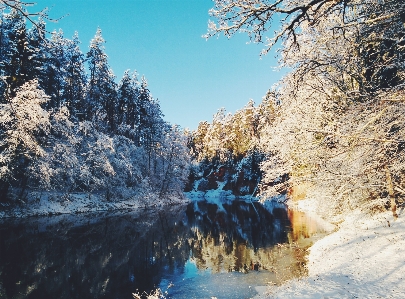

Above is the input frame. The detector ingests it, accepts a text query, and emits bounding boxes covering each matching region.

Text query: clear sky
[31,0,284,130]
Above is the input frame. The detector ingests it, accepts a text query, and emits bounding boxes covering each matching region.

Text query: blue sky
[32,0,284,130]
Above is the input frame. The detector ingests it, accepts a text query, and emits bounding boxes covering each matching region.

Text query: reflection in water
[0,200,328,299]
[288,209,323,241]
[185,201,289,274]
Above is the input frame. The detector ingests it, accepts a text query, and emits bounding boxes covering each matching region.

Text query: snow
[4,189,404,299]
[255,200,405,298]
[0,191,189,218]
[185,178,265,204]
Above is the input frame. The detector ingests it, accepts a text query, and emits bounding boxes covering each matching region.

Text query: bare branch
[0,0,62,38]
[205,0,347,52]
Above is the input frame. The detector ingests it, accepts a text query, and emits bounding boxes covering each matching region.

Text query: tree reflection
[0,201,325,299]
[185,201,290,273]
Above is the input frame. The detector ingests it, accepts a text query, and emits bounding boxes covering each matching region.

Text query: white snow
[0,191,189,218]
[4,190,404,299]
[255,200,405,298]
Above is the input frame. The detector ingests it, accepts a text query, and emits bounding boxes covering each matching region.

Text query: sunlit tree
[0,79,49,199]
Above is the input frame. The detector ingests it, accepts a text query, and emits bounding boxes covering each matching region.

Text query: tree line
[0,3,190,201]
[202,0,405,216]
[187,95,277,195]
[3,0,405,215]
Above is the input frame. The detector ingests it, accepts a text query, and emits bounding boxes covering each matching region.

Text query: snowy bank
[0,191,189,218]
[255,201,405,298]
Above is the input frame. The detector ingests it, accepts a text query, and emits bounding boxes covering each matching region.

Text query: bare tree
[205,0,405,56]
[205,0,350,52]
[209,0,405,216]
[0,0,59,37]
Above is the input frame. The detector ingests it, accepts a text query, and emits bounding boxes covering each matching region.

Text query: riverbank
[0,191,189,218]
[256,199,405,298]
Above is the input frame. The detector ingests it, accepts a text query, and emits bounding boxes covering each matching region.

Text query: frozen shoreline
[255,199,405,298]
[0,191,189,218]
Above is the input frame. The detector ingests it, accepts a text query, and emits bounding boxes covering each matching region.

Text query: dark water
[0,199,328,299]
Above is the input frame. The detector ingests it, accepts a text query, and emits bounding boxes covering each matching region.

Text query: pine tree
[39,29,68,110]
[137,76,151,146]
[26,18,47,89]
[0,11,10,98]
[62,32,87,119]
[3,9,32,96]
[117,70,139,137]
[0,8,46,100]
[86,28,117,131]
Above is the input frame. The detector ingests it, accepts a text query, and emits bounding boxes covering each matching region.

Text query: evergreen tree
[0,9,45,99]
[3,9,32,96]
[86,28,117,131]
[0,5,192,201]
[117,70,139,137]
[26,18,47,91]
[136,76,168,174]
[0,10,10,98]
[137,76,151,146]
[40,29,67,110]
[62,32,87,118]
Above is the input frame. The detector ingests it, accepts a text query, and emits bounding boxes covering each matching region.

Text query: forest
[0,2,190,203]
[190,0,405,219]
[0,0,404,218]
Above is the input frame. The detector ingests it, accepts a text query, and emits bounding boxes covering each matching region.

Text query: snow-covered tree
[154,125,191,196]
[2,9,32,95]
[0,79,49,199]
[0,9,47,97]
[86,28,117,131]
[0,1,52,35]
[41,29,67,109]
[0,4,191,203]
[0,11,11,97]
[205,0,405,215]
[117,70,139,137]
[254,2,404,215]
[62,32,87,119]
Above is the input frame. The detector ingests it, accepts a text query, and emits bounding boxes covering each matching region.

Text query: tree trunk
[384,165,398,219]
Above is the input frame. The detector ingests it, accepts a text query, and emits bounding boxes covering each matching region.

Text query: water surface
[0,199,328,299]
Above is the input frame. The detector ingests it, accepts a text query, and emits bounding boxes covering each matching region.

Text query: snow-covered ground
[255,199,405,298]
[0,191,189,218]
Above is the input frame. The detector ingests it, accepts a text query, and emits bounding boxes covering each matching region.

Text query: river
[0,199,328,299]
